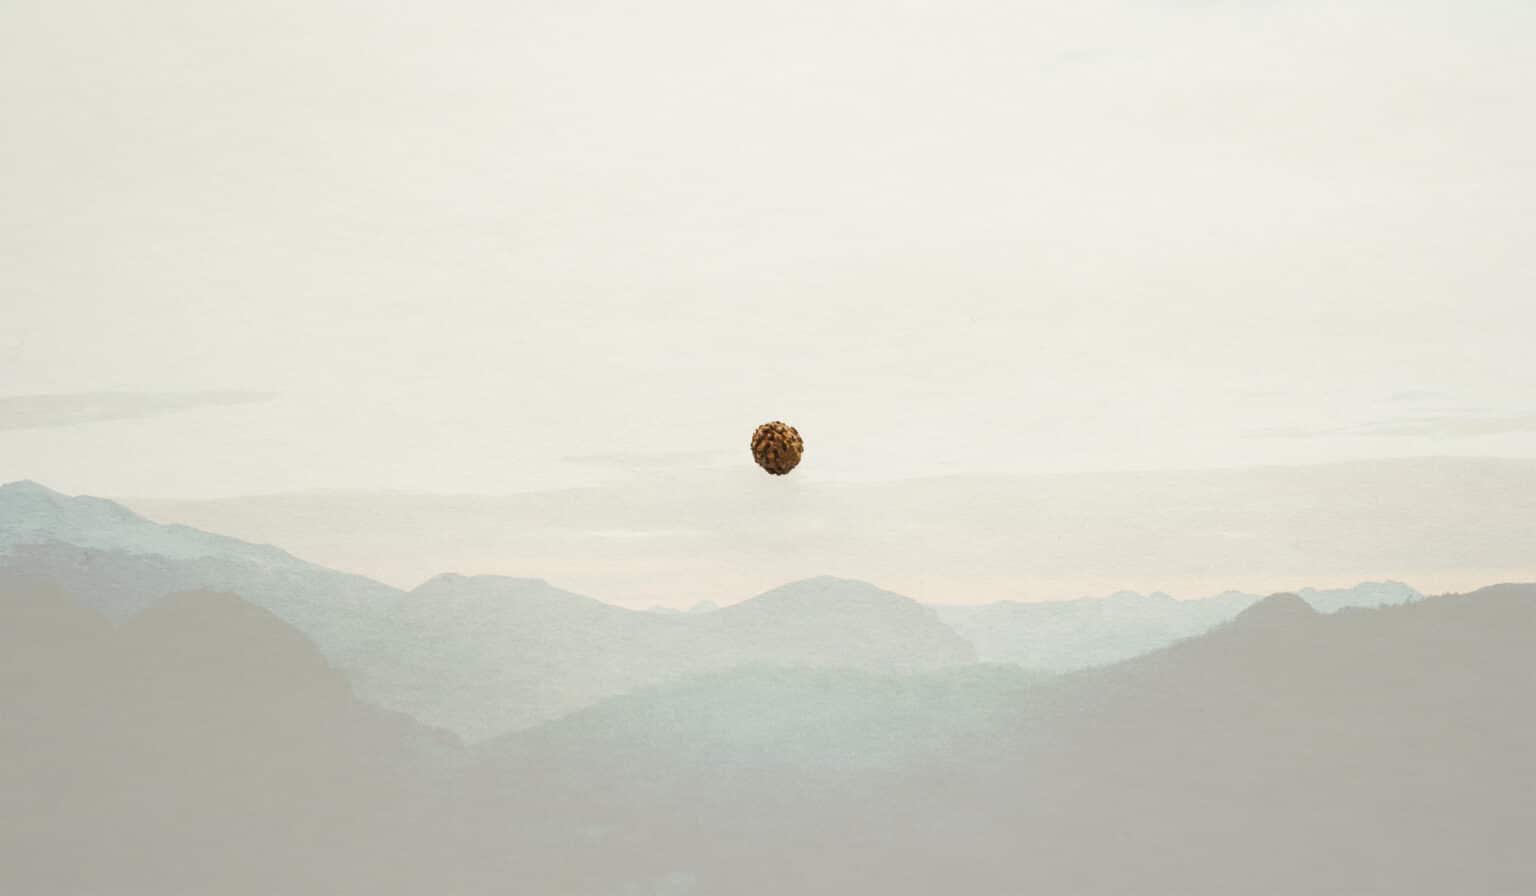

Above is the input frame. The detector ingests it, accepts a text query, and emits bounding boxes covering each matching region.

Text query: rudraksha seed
[750,421,803,475]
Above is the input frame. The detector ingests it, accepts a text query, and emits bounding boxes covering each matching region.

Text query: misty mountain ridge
[1227,590,1318,626]
[120,456,1536,610]
[4,483,1534,892]
[936,579,1421,672]
[0,482,980,739]
[372,571,974,739]
[0,479,1441,743]
[0,478,402,661]
[1,478,1419,610]
[411,572,609,610]
[647,599,720,615]
[0,479,302,571]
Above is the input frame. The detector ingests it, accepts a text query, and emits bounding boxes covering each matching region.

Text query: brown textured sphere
[750,421,804,475]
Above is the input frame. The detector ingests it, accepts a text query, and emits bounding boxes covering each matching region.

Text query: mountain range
[0,479,1445,740]
[1,481,973,739]
[5,567,1531,895]
[936,580,1421,671]
[119,456,1536,607]
[464,584,1536,895]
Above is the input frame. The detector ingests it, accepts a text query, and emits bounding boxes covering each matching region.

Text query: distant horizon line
[0,477,1450,608]
[77,452,1536,503]
[5,473,1530,610]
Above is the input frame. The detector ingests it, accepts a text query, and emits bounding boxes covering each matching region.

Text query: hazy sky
[4,0,1534,498]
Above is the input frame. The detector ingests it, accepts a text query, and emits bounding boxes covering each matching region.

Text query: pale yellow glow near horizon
[2,2,1534,603]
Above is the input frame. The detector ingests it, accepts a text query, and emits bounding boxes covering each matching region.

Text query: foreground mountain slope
[3,575,1531,894]
[978,586,1536,895]
[0,579,459,896]
[464,586,1536,895]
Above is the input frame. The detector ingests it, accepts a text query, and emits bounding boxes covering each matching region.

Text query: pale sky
[3,0,1534,499]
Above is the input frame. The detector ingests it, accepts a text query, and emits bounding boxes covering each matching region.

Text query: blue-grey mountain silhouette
[462,586,1536,895]
[3,568,1532,895]
[0,579,456,896]
[935,580,1420,671]
[370,573,974,738]
[1,482,973,740]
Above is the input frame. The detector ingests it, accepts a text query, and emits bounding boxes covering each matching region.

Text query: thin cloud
[1251,413,1536,439]
[562,449,739,470]
[1384,389,1453,404]
[0,391,276,432]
